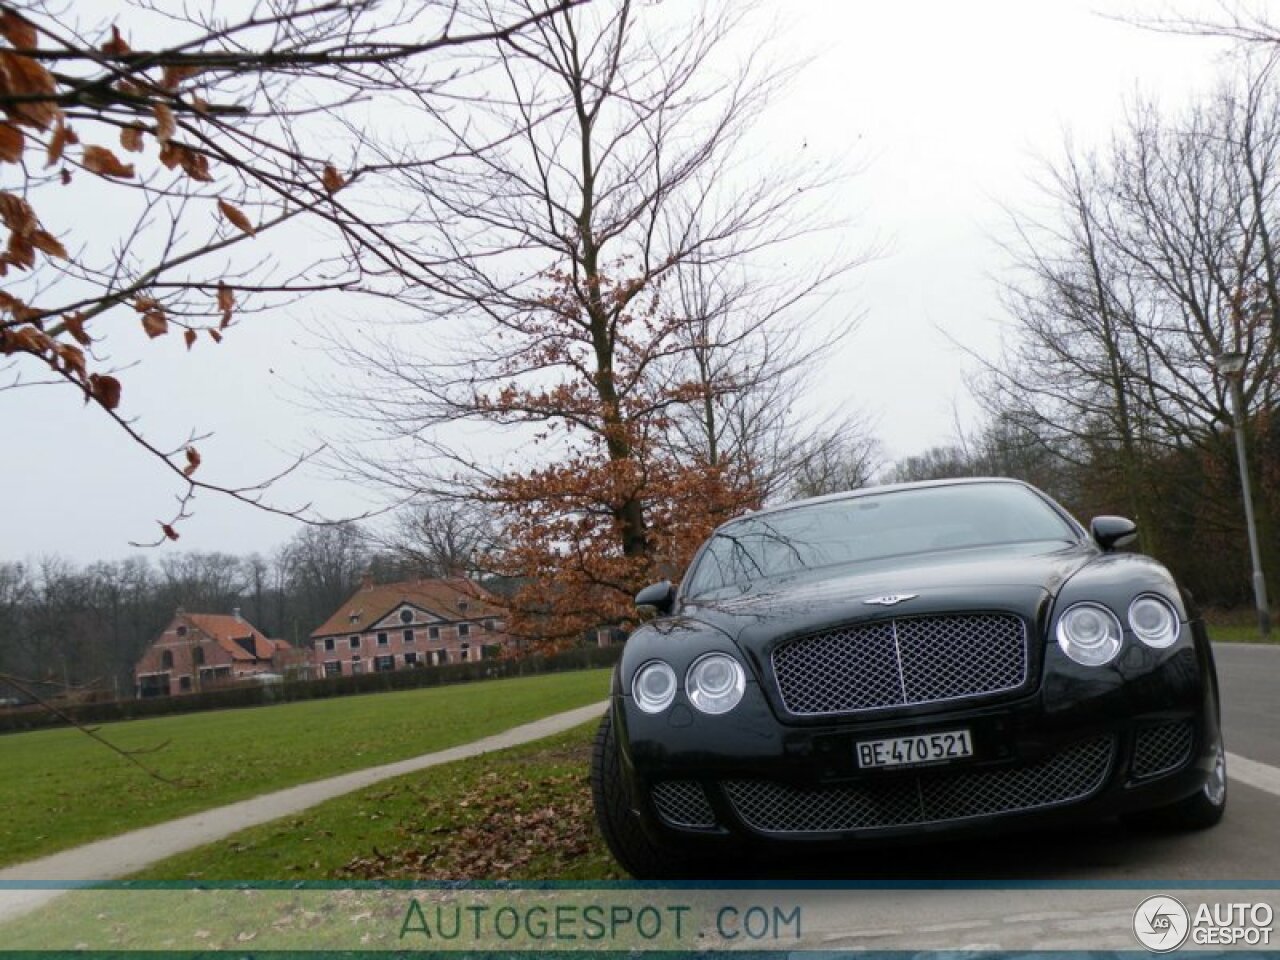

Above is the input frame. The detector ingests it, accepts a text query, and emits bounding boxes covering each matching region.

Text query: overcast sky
[1,0,1236,563]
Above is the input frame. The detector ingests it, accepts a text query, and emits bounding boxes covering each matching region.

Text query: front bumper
[616,635,1220,851]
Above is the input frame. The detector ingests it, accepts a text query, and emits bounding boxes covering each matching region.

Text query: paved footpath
[0,700,607,923]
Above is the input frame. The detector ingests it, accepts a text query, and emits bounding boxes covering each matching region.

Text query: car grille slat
[772,613,1027,716]
[650,780,716,828]
[723,736,1114,834]
[1132,721,1194,778]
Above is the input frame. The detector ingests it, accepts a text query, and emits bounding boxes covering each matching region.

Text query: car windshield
[685,483,1077,597]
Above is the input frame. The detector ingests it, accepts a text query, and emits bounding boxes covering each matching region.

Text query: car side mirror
[635,580,675,617]
[1090,515,1138,552]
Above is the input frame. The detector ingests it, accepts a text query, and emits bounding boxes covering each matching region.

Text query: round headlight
[632,660,677,714]
[685,653,746,715]
[1056,602,1123,666]
[1129,595,1180,648]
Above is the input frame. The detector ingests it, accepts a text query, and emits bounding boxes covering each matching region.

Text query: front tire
[590,710,693,879]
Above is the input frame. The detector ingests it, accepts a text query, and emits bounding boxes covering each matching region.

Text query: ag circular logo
[1134,895,1190,952]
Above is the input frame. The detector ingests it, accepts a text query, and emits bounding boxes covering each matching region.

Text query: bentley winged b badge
[862,593,918,606]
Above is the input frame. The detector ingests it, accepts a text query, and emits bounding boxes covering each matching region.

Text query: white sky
[1,0,1235,562]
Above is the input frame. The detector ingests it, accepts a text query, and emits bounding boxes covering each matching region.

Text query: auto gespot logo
[1134,895,1275,951]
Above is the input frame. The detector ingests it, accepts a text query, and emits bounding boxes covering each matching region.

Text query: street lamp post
[1216,351,1271,639]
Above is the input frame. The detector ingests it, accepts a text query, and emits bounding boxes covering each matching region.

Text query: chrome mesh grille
[771,613,1027,716]
[723,736,1113,834]
[1132,721,1194,778]
[651,780,716,828]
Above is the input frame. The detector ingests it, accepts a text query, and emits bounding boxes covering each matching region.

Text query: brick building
[134,610,296,698]
[307,576,514,677]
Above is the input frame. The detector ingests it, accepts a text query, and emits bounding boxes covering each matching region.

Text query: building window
[377,632,389,646]
[399,608,414,624]
[349,635,360,649]
[460,643,470,661]
[324,661,341,676]
[458,599,469,612]
[484,619,496,632]
[193,647,205,666]
[404,652,419,666]
[178,675,192,691]
[160,650,174,669]
[375,655,395,672]
[459,623,470,638]
[176,625,188,638]
[324,637,336,652]
[403,629,414,645]
[434,649,448,666]
[349,612,360,624]
[428,626,440,641]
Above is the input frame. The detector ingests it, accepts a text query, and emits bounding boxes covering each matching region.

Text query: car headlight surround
[685,652,746,715]
[1128,594,1180,648]
[1056,602,1123,666]
[632,660,677,714]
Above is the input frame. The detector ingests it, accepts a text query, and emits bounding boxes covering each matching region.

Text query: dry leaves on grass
[338,767,600,881]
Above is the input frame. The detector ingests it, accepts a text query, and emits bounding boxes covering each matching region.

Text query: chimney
[232,607,242,621]
[361,570,374,591]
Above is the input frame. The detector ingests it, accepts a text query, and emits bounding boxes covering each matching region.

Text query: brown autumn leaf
[55,342,86,379]
[183,328,196,350]
[0,190,35,233]
[161,64,198,91]
[322,164,346,195]
[183,447,201,477]
[120,126,143,153]
[161,523,179,541]
[30,229,66,259]
[62,312,90,346]
[0,123,21,163]
[89,372,122,410]
[158,141,211,181]
[5,230,34,269]
[153,103,175,143]
[0,10,38,50]
[141,310,167,339]
[100,24,130,56]
[216,283,234,327]
[46,116,76,166]
[0,51,58,130]
[82,144,135,179]
[218,199,256,237]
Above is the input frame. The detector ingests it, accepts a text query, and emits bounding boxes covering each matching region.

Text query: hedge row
[0,645,622,735]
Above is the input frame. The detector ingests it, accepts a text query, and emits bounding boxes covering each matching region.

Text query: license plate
[856,729,974,768]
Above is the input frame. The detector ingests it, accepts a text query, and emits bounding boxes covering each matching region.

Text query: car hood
[678,540,1093,651]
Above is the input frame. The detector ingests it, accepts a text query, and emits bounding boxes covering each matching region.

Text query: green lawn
[1203,608,1278,644]
[133,720,621,881]
[0,669,610,868]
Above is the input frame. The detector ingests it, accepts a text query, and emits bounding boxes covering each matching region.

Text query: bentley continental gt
[590,478,1226,877]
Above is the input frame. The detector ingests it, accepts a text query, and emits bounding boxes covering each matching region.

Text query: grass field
[134,720,621,881]
[1203,608,1278,644]
[0,669,610,868]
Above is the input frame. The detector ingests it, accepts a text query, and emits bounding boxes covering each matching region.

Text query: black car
[591,478,1226,878]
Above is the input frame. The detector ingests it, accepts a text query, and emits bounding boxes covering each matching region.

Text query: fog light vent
[1132,721,1194,778]
[651,780,716,828]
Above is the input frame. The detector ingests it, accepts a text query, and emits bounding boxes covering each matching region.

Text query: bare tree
[975,55,1280,596]
[0,0,578,539]
[322,0,862,641]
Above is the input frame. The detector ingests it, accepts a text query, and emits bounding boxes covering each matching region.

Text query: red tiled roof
[311,577,506,638]
[184,613,279,661]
